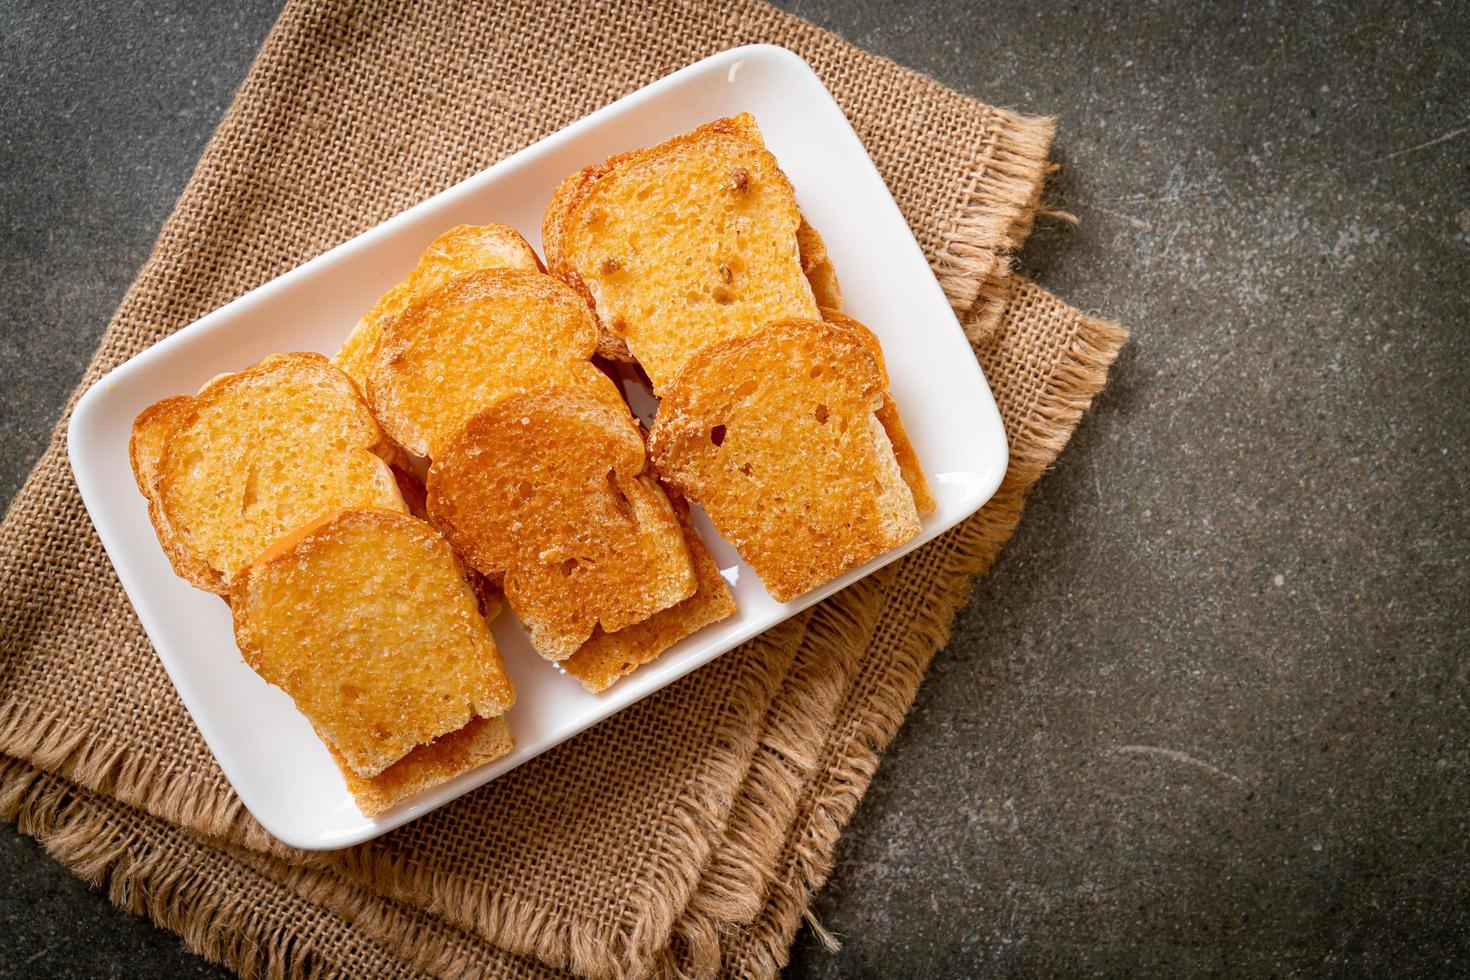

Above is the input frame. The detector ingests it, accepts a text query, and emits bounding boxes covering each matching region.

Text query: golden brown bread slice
[428,386,697,662]
[143,353,406,593]
[819,309,936,516]
[367,269,626,458]
[334,223,540,389]
[130,395,227,591]
[649,319,921,602]
[328,714,514,816]
[561,495,735,693]
[543,113,819,391]
[231,508,514,779]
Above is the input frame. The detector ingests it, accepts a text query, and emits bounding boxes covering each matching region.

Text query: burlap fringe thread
[0,759,350,979]
[0,25,1122,970]
[313,575,896,979]
[708,286,1128,979]
[0,699,286,855]
[933,109,1057,344]
[0,289,1126,980]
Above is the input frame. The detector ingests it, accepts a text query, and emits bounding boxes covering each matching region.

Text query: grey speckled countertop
[3,1,1467,976]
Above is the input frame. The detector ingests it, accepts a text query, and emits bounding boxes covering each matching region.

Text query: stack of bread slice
[131,111,935,815]
[339,224,735,674]
[130,354,515,815]
[545,113,934,601]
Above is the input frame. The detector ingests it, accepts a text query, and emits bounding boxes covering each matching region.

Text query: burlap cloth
[0,1,1127,977]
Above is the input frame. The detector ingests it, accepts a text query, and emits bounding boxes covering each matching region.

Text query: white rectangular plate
[67,45,1008,849]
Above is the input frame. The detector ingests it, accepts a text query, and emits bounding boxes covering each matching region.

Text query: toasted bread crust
[650,319,921,601]
[543,113,818,391]
[561,494,735,692]
[428,387,696,661]
[367,268,623,458]
[328,714,514,816]
[796,218,843,310]
[130,395,228,591]
[819,309,935,515]
[875,396,937,517]
[232,508,513,778]
[335,223,541,388]
[151,353,406,590]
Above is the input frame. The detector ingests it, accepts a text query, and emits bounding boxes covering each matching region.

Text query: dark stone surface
[2,0,1467,977]
[2,4,280,977]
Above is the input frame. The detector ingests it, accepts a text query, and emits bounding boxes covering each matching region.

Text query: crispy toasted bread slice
[819,309,936,516]
[428,387,696,662]
[130,395,227,591]
[649,320,921,602]
[543,113,819,391]
[328,714,514,816]
[149,353,405,592]
[231,508,513,779]
[562,495,735,692]
[334,224,541,389]
[367,269,624,458]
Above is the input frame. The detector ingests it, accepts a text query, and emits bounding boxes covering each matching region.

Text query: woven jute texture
[0,1,1127,977]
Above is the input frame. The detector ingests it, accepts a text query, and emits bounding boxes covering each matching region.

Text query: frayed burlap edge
[0,700,289,855]
[313,563,907,979]
[0,758,397,980]
[0,281,1126,980]
[636,287,1130,978]
[319,617,808,980]
[934,109,1056,344]
[720,287,1130,979]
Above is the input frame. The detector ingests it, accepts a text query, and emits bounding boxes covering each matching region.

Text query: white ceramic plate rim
[66,44,1008,849]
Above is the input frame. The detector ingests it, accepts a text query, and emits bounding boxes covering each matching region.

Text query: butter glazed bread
[428,387,697,662]
[649,319,921,602]
[231,508,514,779]
[334,223,540,389]
[137,353,406,593]
[543,113,820,390]
[366,269,625,458]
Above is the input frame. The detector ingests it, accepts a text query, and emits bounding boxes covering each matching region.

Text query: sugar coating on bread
[544,113,819,391]
[650,320,921,602]
[818,309,936,516]
[562,496,734,692]
[131,395,227,591]
[335,224,540,389]
[328,714,514,816]
[368,269,623,457]
[428,387,696,661]
[231,508,513,779]
[153,353,406,590]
